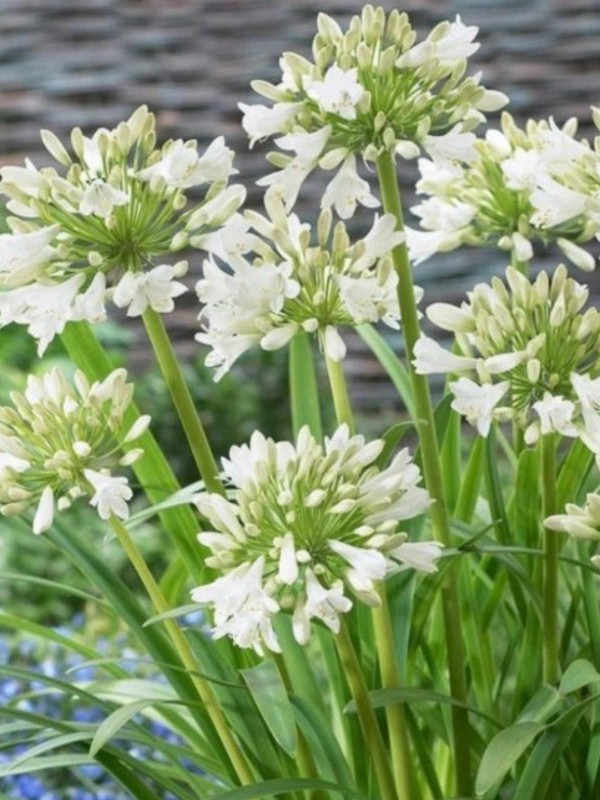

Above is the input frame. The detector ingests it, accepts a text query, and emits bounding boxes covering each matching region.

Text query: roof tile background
[0,0,598,411]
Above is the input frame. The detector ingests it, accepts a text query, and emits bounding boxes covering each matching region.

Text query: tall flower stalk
[376,149,472,795]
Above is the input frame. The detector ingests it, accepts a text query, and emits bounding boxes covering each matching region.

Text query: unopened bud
[527,359,541,383]
[41,129,71,167]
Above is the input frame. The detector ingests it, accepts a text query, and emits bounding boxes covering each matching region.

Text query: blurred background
[0,0,598,416]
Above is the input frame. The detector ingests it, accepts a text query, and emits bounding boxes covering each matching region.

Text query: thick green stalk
[61,321,205,581]
[324,354,355,433]
[542,435,559,684]
[323,355,413,799]
[109,516,255,785]
[371,594,416,800]
[335,622,398,800]
[142,308,223,495]
[376,150,471,795]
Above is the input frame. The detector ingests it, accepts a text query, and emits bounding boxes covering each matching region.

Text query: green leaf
[441,409,461,513]
[484,425,527,621]
[289,332,323,440]
[291,696,354,787]
[517,686,562,724]
[559,659,600,695]
[241,661,297,757]
[511,447,541,548]
[0,571,108,607]
[512,696,597,800]
[126,482,204,529]
[347,686,500,727]
[454,436,485,523]
[356,323,415,416]
[215,777,368,800]
[0,754,94,776]
[475,721,545,795]
[0,732,93,776]
[557,439,594,508]
[90,699,168,757]
[375,421,414,468]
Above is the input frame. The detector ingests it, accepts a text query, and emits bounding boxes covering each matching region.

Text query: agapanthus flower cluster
[196,189,413,378]
[414,265,600,447]
[0,106,243,353]
[0,367,148,533]
[190,424,439,653]
[407,113,597,269]
[241,5,506,215]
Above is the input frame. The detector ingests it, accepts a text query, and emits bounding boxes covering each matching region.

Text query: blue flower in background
[0,615,206,799]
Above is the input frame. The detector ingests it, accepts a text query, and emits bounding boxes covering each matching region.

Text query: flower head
[241,6,505,215]
[0,108,244,352]
[409,113,596,268]
[190,425,436,652]
[0,367,147,532]
[416,265,600,446]
[196,190,412,378]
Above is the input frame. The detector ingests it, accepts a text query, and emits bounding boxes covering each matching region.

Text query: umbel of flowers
[240,5,506,215]
[0,367,148,533]
[190,424,439,653]
[0,106,243,353]
[196,188,414,377]
[407,113,598,269]
[414,264,600,448]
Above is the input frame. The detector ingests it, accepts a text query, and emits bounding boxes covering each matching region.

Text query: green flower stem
[542,434,559,684]
[324,354,355,434]
[142,308,224,495]
[371,593,416,800]
[109,515,255,786]
[323,351,414,798]
[61,321,205,582]
[376,150,472,796]
[335,622,398,800]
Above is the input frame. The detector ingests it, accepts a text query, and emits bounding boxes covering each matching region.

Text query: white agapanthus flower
[0,368,148,533]
[409,113,597,270]
[112,262,188,317]
[415,265,600,447]
[320,154,380,220]
[0,107,245,352]
[190,425,439,653]
[449,378,510,437]
[84,469,134,521]
[240,6,505,216]
[196,190,413,378]
[305,65,365,120]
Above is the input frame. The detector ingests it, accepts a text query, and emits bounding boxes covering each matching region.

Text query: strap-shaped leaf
[242,661,298,757]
